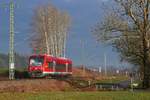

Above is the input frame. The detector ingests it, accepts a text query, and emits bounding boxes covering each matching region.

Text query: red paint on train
[28,54,72,77]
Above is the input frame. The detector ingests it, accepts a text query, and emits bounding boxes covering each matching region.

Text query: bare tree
[30,4,70,57]
[93,0,150,88]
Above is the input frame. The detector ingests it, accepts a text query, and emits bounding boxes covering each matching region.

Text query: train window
[30,57,44,66]
[48,62,53,68]
[68,64,72,67]
[55,63,66,70]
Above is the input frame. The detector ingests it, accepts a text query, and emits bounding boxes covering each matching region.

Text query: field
[0,91,150,100]
[0,67,137,100]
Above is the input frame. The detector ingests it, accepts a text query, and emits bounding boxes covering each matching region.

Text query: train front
[28,55,44,77]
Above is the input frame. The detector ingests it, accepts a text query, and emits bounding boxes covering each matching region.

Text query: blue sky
[0,0,126,67]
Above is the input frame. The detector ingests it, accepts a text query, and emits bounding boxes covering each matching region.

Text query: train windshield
[30,57,44,66]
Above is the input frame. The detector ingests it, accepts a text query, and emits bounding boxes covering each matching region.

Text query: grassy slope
[0,92,150,100]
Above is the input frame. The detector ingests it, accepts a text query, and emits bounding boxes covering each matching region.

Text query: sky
[0,0,127,68]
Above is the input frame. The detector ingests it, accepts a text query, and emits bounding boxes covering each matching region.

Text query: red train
[28,54,72,78]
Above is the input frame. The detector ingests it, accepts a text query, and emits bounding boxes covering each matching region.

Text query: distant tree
[0,53,28,68]
[14,53,28,68]
[0,54,8,67]
[93,0,150,88]
[31,4,70,57]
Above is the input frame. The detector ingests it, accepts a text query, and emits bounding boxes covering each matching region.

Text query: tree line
[0,53,28,68]
[30,4,70,57]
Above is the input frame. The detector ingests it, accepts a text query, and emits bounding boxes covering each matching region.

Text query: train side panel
[28,54,72,77]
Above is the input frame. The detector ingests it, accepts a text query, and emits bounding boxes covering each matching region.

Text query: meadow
[0,91,150,100]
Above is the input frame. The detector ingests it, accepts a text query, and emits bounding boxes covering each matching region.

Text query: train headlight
[45,66,48,68]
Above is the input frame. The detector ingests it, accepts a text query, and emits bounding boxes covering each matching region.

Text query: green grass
[0,91,150,100]
[0,67,26,74]
[0,68,8,74]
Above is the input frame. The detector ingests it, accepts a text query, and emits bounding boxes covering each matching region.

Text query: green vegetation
[96,76,129,83]
[0,53,28,68]
[0,91,150,100]
[0,68,8,74]
[0,67,29,79]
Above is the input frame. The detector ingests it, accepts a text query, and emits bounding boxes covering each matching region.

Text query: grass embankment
[0,67,29,79]
[0,91,150,100]
[0,68,8,74]
[0,67,27,74]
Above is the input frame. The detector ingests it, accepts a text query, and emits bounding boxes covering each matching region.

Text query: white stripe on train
[43,72,72,75]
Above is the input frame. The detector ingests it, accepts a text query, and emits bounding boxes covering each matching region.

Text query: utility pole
[99,67,101,73]
[9,1,15,80]
[104,53,107,76]
[0,1,15,79]
[81,40,85,77]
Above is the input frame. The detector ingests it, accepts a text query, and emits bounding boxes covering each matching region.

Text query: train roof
[30,54,72,63]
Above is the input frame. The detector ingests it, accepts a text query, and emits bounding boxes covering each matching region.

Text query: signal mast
[9,0,15,80]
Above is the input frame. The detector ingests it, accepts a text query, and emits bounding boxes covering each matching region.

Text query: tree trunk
[142,36,150,88]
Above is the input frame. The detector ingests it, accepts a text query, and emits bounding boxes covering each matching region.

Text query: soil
[0,67,100,92]
[0,79,72,93]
